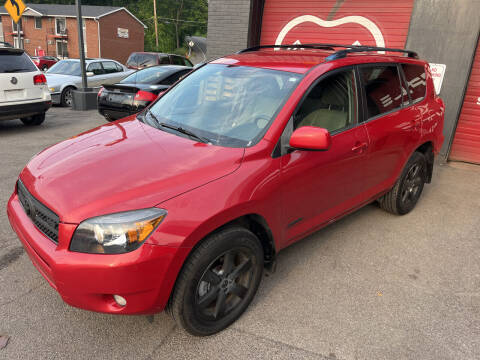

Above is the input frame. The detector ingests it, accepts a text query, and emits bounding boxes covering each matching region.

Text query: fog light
[113,294,127,307]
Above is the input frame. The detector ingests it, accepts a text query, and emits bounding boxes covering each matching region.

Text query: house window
[56,40,68,58]
[56,18,66,35]
[35,17,42,29]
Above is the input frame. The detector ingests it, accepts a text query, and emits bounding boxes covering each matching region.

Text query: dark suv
[126,52,193,70]
[8,44,444,336]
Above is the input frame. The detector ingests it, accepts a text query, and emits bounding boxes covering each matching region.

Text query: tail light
[33,74,47,85]
[98,87,104,97]
[134,90,157,102]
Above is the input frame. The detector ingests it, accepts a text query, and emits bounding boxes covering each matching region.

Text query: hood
[45,73,79,87]
[20,117,244,223]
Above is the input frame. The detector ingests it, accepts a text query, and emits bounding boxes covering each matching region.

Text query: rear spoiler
[102,84,140,93]
[101,83,170,93]
[0,48,24,55]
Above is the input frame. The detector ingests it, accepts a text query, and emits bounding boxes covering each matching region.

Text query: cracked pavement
[1,108,479,359]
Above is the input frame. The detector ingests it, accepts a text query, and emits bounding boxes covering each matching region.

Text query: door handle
[352,142,368,153]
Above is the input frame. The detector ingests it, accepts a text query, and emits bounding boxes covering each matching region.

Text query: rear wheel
[21,113,45,126]
[169,226,264,336]
[61,86,75,107]
[379,151,427,215]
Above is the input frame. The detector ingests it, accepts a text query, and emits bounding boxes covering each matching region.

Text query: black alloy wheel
[169,226,264,336]
[399,162,424,209]
[379,151,427,215]
[195,248,255,321]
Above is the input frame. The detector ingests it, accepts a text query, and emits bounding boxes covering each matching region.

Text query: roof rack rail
[237,43,418,60]
[237,44,339,53]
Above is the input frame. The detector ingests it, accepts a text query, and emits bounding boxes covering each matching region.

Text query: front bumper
[0,100,51,121]
[7,192,190,315]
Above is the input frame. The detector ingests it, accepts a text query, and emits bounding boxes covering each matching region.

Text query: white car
[46,59,134,106]
[0,48,51,126]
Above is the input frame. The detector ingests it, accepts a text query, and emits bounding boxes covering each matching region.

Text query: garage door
[260,0,414,50]
[449,40,480,164]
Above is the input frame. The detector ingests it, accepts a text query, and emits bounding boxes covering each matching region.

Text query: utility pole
[75,0,87,90]
[153,0,159,49]
[17,19,22,48]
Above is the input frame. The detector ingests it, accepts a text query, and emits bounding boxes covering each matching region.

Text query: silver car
[46,59,134,106]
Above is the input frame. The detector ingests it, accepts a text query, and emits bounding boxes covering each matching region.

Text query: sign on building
[4,0,25,24]
[428,63,446,94]
[117,28,129,39]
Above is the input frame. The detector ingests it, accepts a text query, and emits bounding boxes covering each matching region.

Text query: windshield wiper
[146,108,210,144]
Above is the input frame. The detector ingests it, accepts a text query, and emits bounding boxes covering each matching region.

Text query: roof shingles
[1,3,122,18]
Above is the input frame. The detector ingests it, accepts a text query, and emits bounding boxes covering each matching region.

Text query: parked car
[0,41,13,48]
[0,48,51,126]
[46,59,134,106]
[7,44,444,336]
[126,52,193,70]
[98,65,192,121]
[31,56,59,71]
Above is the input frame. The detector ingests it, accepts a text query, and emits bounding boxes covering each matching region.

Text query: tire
[169,226,264,336]
[379,151,427,215]
[60,86,75,107]
[42,65,48,72]
[21,113,46,126]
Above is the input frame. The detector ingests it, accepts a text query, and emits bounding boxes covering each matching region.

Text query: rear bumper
[7,192,190,315]
[98,101,147,121]
[0,100,51,121]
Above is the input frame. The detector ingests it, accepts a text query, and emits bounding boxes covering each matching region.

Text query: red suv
[7,44,444,336]
[31,56,59,71]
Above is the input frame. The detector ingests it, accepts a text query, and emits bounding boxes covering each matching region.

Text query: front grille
[17,180,59,244]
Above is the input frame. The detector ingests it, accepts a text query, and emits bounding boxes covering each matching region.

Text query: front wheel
[379,151,427,215]
[169,226,264,336]
[60,86,75,107]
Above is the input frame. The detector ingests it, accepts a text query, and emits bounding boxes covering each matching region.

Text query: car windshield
[47,60,81,76]
[144,64,302,147]
[121,66,174,84]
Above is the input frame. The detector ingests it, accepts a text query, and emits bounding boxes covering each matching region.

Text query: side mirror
[86,71,94,77]
[289,126,331,151]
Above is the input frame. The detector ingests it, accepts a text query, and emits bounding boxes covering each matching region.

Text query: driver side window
[294,69,357,133]
[87,62,104,75]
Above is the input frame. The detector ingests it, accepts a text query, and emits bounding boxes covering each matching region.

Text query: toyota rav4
[7,44,445,336]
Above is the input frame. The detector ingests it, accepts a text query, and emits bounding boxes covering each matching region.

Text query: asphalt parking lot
[0,107,479,360]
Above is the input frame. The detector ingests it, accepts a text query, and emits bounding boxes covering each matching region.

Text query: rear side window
[159,55,170,65]
[160,70,191,85]
[360,65,404,119]
[137,54,157,67]
[0,51,37,73]
[171,56,185,66]
[401,64,426,104]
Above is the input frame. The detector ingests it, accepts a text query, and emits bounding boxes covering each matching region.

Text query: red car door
[278,68,370,245]
[359,64,422,197]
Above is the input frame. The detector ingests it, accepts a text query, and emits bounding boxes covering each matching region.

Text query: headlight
[70,208,167,254]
